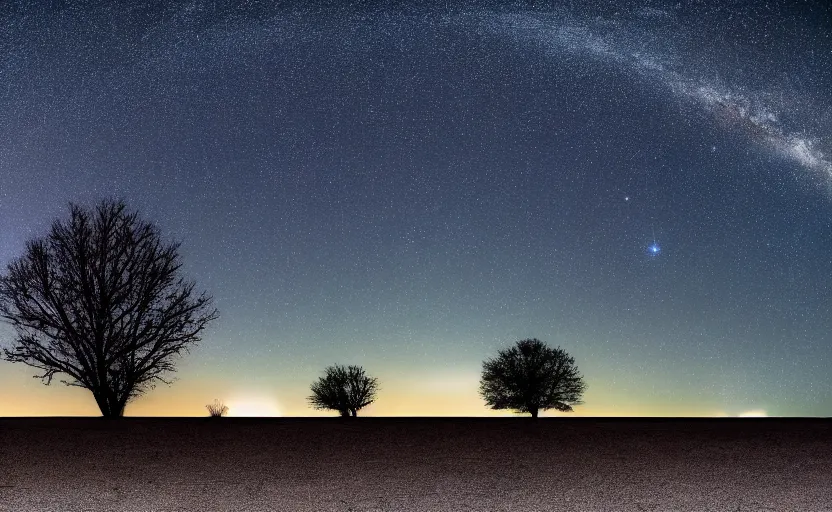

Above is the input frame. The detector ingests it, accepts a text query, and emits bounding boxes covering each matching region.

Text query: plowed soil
[0,417,829,511]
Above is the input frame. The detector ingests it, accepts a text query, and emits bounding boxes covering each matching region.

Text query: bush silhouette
[308,364,378,417]
[206,399,229,417]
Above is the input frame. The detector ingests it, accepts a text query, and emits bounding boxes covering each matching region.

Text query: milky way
[482,5,832,186]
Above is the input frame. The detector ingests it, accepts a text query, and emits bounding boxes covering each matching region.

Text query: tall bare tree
[0,200,218,417]
[480,338,586,418]
[308,364,378,417]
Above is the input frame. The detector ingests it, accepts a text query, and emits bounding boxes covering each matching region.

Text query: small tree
[308,364,378,417]
[0,200,218,417]
[480,338,586,418]
[206,399,229,417]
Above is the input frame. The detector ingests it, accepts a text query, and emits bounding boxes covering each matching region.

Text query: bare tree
[308,364,378,417]
[480,338,586,418]
[0,200,218,417]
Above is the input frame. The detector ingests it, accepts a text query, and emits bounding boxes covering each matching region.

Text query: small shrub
[206,399,229,417]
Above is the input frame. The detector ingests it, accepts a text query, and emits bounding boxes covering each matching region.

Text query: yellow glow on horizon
[0,368,777,418]
[738,409,768,418]
[226,397,282,417]
[0,387,742,418]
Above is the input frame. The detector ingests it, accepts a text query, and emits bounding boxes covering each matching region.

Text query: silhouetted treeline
[0,200,586,418]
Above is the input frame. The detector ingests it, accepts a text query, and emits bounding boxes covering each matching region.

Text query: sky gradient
[1,0,831,417]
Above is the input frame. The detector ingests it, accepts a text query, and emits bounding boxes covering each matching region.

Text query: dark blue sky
[1,0,830,417]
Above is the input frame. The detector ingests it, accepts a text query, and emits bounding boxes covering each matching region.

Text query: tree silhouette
[0,200,218,417]
[479,338,586,418]
[308,364,379,417]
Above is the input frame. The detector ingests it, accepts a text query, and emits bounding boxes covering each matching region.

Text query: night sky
[1,1,830,418]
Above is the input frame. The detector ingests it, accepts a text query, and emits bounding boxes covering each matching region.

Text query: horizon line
[2,415,829,420]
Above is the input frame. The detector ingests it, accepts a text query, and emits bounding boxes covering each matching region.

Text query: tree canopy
[308,364,379,417]
[0,200,218,417]
[479,338,586,417]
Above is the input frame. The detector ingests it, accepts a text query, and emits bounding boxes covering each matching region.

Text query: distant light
[648,242,661,256]
[227,397,282,417]
[738,409,767,418]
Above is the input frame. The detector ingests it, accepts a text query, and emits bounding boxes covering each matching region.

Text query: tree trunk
[109,389,127,417]
[92,391,109,417]
[530,407,539,418]
[113,398,127,417]
[92,388,126,417]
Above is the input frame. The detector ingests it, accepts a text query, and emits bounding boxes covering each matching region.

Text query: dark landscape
[1,4,831,512]
[1,418,829,511]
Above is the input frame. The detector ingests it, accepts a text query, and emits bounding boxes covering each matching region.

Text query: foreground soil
[0,417,829,511]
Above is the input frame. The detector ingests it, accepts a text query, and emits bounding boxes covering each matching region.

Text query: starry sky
[1,0,831,418]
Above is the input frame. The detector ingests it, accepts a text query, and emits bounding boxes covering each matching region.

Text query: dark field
[0,417,829,511]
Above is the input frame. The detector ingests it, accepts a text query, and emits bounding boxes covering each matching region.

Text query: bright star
[648,242,661,256]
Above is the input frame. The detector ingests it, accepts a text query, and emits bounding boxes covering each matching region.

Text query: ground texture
[0,417,829,511]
